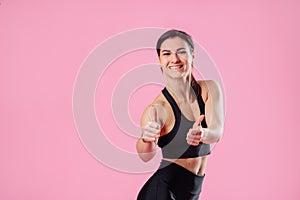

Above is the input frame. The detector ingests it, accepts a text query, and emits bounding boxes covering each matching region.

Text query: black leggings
[137,160,205,200]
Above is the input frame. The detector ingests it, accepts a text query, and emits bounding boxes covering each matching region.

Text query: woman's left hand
[186,115,206,146]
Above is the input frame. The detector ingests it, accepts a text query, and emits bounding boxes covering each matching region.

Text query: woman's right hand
[141,105,161,143]
[137,104,164,162]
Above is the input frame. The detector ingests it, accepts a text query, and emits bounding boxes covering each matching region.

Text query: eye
[162,52,171,56]
[177,50,187,55]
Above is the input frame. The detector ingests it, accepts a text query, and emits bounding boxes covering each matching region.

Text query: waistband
[156,160,205,195]
[159,159,205,177]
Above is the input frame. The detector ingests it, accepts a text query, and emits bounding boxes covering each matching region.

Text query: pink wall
[1,0,300,199]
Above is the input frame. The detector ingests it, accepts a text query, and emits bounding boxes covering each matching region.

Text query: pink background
[1,0,300,199]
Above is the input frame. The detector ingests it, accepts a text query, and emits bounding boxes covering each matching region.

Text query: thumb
[193,115,205,128]
[150,105,158,122]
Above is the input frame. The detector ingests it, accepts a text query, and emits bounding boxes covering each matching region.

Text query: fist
[141,105,161,143]
[186,115,206,146]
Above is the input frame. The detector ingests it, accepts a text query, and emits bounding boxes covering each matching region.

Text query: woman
[136,29,224,200]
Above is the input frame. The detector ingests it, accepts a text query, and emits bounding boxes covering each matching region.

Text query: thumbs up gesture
[141,105,161,143]
[186,115,206,146]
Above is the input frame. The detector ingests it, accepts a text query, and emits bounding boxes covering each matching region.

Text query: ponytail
[191,74,201,97]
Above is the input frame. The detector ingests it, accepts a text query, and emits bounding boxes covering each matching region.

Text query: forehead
[160,37,189,51]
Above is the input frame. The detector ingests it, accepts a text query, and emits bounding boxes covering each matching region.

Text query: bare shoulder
[150,93,168,115]
[140,93,168,127]
[197,79,220,89]
[196,80,222,100]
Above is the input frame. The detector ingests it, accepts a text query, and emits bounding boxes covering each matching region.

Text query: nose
[170,52,180,63]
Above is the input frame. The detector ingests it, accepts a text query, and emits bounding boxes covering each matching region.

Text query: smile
[169,65,183,69]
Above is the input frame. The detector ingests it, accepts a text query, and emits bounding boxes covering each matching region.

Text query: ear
[192,53,195,67]
[158,56,164,70]
[192,54,195,68]
[158,56,162,65]
[158,57,164,73]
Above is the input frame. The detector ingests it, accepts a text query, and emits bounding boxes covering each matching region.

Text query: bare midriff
[163,155,208,175]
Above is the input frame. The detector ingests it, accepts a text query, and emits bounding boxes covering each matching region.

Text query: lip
[168,65,184,70]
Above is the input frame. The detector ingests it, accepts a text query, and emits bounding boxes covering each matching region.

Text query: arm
[136,104,166,162]
[200,80,225,144]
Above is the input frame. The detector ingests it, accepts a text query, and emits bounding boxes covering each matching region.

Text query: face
[159,37,194,79]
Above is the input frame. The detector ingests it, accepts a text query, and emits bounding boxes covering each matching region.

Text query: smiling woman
[136,29,225,199]
[159,38,192,79]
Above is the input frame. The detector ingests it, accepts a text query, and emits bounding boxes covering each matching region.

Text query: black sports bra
[157,86,211,158]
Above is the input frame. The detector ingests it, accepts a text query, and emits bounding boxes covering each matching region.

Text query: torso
[154,81,209,175]
[164,156,208,175]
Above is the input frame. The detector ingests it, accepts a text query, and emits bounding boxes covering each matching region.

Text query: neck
[165,75,195,103]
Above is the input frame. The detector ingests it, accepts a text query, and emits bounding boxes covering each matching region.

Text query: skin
[136,37,224,175]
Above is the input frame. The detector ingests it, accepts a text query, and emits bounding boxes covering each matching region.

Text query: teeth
[170,65,182,69]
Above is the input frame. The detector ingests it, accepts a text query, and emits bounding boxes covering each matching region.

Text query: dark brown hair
[156,29,201,96]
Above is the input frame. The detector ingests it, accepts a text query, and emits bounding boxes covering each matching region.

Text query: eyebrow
[161,48,186,52]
